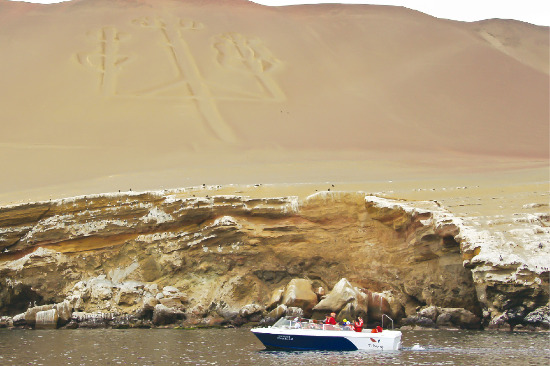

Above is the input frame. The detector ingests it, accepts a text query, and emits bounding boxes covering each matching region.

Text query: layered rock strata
[0,189,547,330]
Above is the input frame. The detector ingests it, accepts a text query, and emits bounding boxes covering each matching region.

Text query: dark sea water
[0,328,548,365]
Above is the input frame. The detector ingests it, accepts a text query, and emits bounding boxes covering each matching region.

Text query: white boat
[252,316,402,351]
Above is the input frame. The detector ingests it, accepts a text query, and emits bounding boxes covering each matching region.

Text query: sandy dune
[0,0,548,205]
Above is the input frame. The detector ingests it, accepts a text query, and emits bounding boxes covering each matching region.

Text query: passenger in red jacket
[324,312,337,325]
[353,316,364,332]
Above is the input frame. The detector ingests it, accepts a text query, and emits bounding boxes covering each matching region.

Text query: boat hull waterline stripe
[253,331,359,351]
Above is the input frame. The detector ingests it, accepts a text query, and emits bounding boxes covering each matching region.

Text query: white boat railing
[272,317,360,332]
[381,314,394,330]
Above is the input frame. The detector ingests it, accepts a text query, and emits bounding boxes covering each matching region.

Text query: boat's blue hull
[253,331,359,351]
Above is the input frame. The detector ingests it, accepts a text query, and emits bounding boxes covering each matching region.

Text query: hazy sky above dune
[7,0,550,26]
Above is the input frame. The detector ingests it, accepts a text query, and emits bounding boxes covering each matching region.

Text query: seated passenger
[353,316,364,332]
[371,325,383,333]
[325,312,337,325]
[341,318,351,330]
[308,319,319,329]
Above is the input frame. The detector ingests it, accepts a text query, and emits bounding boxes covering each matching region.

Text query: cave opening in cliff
[1,284,44,316]
[442,235,460,249]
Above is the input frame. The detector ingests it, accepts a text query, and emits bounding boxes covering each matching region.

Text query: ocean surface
[0,328,548,365]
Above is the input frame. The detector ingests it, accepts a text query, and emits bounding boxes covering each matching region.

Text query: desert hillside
[0,0,547,204]
[0,0,548,332]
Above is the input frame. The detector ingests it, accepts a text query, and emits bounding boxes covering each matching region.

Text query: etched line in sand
[213,33,285,102]
[133,16,237,144]
[77,27,130,96]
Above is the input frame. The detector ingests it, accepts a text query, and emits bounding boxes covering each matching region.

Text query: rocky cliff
[0,187,547,330]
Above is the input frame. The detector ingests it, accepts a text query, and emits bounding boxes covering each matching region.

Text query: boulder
[337,302,357,322]
[312,278,368,321]
[162,286,186,302]
[440,308,480,329]
[209,302,238,321]
[144,283,159,296]
[159,298,184,310]
[416,316,435,328]
[25,304,55,326]
[313,278,357,313]
[201,315,226,327]
[286,306,304,318]
[89,276,114,301]
[267,304,287,320]
[402,306,481,329]
[487,306,547,330]
[0,316,13,328]
[487,312,513,331]
[435,312,453,326]
[114,282,144,306]
[239,304,264,323]
[35,309,58,329]
[504,307,528,328]
[401,315,435,328]
[152,304,184,326]
[524,305,550,329]
[239,303,264,318]
[55,301,72,326]
[259,317,277,326]
[230,315,249,327]
[12,313,26,326]
[418,305,438,322]
[280,279,318,316]
[266,288,284,310]
[155,286,186,310]
[66,281,91,311]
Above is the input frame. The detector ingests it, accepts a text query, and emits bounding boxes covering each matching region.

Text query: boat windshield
[271,316,353,331]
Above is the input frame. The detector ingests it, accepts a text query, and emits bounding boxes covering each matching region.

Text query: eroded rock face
[0,189,547,329]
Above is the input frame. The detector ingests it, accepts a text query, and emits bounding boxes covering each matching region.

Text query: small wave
[411,344,426,351]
